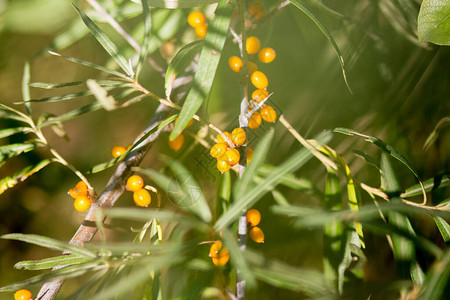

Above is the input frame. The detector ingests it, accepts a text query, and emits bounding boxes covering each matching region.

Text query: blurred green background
[0,0,448,298]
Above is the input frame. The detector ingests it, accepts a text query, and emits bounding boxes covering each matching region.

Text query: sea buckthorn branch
[245,92,273,119]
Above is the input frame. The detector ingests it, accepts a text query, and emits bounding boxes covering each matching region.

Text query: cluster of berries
[14,289,32,300]
[210,128,254,173]
[248,1,266,21]
[229,35,277,129]
[187,11,208,39]
[209,240,230,266]
[168,118,194,152]
[126,175,151,207]
[247,209,264,243]
[68,181,91,212]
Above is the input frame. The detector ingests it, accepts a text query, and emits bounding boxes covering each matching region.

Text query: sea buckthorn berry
[133,189,151,207]
[258,47,276,63]
[249,226,265,243]
[217,159,231,173]
[261,105,277,123]
[251,71,268,89]
[210,143,228,159]
[247,147,254,164]
[246,36,261,54]
[188,11,205,28]
[175,117,194,128]
[111,145,126,158]
[195,24,208,39]
[252,89,269,102]
[228,56,243,72]
[212,247,230,266]
[209,241,223,258]
[168,133,185,151]
[247,61,258,74]
[223,148,240,166]
[74,195,91,212]
[217,132,232,144]
[247,209,261,227]
[127,175,144,192]
[231,128,246,146]
[248,110,262,129]
[14,289,32,300]
[68,181,88,199]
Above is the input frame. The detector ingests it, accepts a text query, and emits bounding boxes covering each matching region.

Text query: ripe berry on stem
[74,195,91,212]
[68,181,88,199]
[228,56,243,72]
[217,132,232,144]
[169,133,185,151]
[249,226,265,243]
[246,36,261,54]
[127,175,144,192]
[133,189,151,207]
[258,47,276,63]
[247,209,261,226]
[195,24,207,38]
[217,159,231,173]
[252,89,268,103]
[210,241,230,266]
[247,147,254,164]
[261,105,277,123]
[248,110,262,129]
[251,71,268,89]
[111,145,126,158]
[188,11,205,28]
[223,148,240,166]
[210,143,228,158]
[231,128,246,146]
[14,289,32,300]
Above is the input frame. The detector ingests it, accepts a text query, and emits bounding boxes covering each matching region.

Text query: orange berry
[68,181,88,199]
[133,189,151,207]
[249,226,264,243]
[175,117,194,128]
[247,61,258,74]
[188,11,205,28]
[248,110,262,129]
[252,89,269,102]
[248,2,265,19]
[195,23,208,38]
[217,159,231,173]
[223,148,240,166]
[74,195,91,212]
[168,133,185,151]
[209,241,223,257]
[111,145,126,158]
[258,47,276,63]
[261,105,277,123]
[251,71,268,89]
[14,289,32,300]
[229,56,243,72]
[247,209,261,226]
[231,128,246,146]
[246,36,261,54]
[212,247,230,266]
[217,132,232,144]
[210,143,228,159]
[247,147,254,164]
[127,175,144,192]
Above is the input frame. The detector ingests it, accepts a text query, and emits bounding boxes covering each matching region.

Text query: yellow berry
[223,148,240,166]
[231,128,246,146]
[248,2,265,20]
[261,105,277,123]
[252,89,269,102]
[212,247,230,266]
[249,226,264,243]
[188,11,205,28]
[68,181,88,199]
[217,159,231,173]
[251,71,268,89]
[258,47,276,63]
[229,56,243,72]
[247,61,258,74]
[74,195,91,212]
[247,147,254,164]
[133,189,151,207]
[246,36,261,54]
[209,241,223,257]
[195,23,208,39]
[111,145,126,158]
[248,110,262,129]
[175,117,194,128]
[127,175,144,192]
[14,289,32,300]
[169,133,185,151]
[247,209,261,226]
[210,143,228,159]
[217,132,232,144]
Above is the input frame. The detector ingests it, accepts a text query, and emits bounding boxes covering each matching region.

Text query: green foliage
[418,0,450,45]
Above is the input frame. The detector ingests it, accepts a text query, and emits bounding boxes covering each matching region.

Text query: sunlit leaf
[15,254,92,271]
[0,143,40,162]
[87,79,118,111]
[0,127,30,139]
[401,173,449,198]
[418,0,450,45]
[134,0,218,9]
[135,0,151,79]
[22,61,31,115]
[434,217,450,242]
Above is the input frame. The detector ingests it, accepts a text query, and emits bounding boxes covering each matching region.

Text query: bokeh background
[0,0,448,299]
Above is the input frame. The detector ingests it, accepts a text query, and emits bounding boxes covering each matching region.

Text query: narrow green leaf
[46,18,89,52]
[434,217,450,242]
[0,103,30,123]
[135,0,151,79]
[215,131,332,231]
[0,159,54,195]
[401,173,449,198]
[1,233,97,258]
[0,127,30,139]
[288,0,352,93]
[87,79,118,111]
[22,61,31,115]
[0,143,39,162]
[73,5,134,77]
[418,0,450,45]
[30,80,122,89]
[353,150,380,169]
[271,189,291,206]
[419,247,450,299]
[48,51,129,79]
[142,0,218,8]
[164,40,203,95]
[88,115,177,173]
[39,103,102,128]
[170,0,235,140]
[424,117,450,150]
[15,254,92,270]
